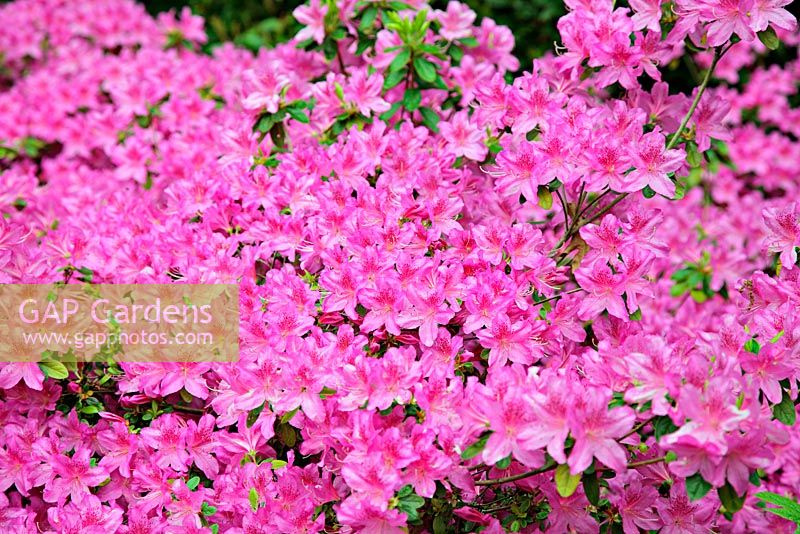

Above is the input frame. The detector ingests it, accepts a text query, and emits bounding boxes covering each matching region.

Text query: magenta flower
[440,110,488,161]
[293,0,328,44]
[705,0,756,46]
[43,447,109,506]
[624,130,685,197]
[434,1,477,40]
[575,262,629,320]
[567,390,635,474]
[763,202,800,269]
[476,312,535,367]
[346,69,391,117]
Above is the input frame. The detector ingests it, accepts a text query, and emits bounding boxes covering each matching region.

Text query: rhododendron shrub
[1,0,800,531]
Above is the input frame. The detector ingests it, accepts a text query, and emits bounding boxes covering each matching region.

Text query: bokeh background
[140,0,564,67]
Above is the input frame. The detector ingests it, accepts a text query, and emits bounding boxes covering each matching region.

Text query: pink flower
[0,363,44,391]
[655,483,716,534]
[293,0,328,44]
[186,414,219,478]
[476,313,536,367]
[575,262,630,320]
[346,69,391,116]
[690,91,732,152]
[481,387,544,467]
[440,110,488,161]
[629,0,664,31]
[751,0,797,32]
[624,130,685,197]
[97,422,138,478]
[567,390,635,474]
[609,477,660,534]
[705,0,756,46]
[43,448,109,506]
[359,278,404,336]
[241,68,290,113]
[434,1,476,40]
[139,413,191,472]
[763,202,800,269]
[398,288,454,347]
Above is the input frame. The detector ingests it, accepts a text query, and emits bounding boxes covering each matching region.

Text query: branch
[549,44,727,259]
[532,287,584,307]
[666,46,723,151]
[474,455,669,486]
[474,462,557,486]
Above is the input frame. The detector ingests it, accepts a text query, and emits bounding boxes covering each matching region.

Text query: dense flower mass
[1,0,800,531]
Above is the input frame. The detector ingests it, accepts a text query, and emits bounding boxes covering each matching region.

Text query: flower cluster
[1,0,800,532]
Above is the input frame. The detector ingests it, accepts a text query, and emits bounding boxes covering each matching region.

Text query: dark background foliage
[140,0,563,67]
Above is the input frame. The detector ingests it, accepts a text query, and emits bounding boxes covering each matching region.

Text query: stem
[556,188,570,230]
[474,456,668,486]
[475,462,557,486]
[618,416,654,441]
[549,44,727,260]
[627,455,667,469]
[578,192,628,228]
[532,287,583,307]
[666,46,722,150]
[335,45,346,73]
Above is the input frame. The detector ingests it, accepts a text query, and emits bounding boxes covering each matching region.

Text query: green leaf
[555,464,581,498]
[281,407,299,424]
[495,455,511,469]
[670,282,689,298]
[383,69,406,90]
[413,57,437,83]
[420,44,445,58]
[419,106,440,133]
[269,459,288,469]
[397,492,425,522]
[642,185,656,199]
[744,338,761,354]
[286,107,310,124]
[186,476,200,490]
[39,360,69,380]
[359,6,379,31]
[629,308,642,321]
[379,101,403,121]
[537,186,553,210]
[583,471,600,506]
[249,488,259,512]
[756,492,800,523]
[389,49,411,72]
[458,36,479,47]
[247,402,265,427]
[758,27,780,50]
[448,44,464,63]
[22,136,46,158]
[461,432,490,460]
[334,82,345,102]
[718,482,745,513]
[686,473,712,501]
[255,113,280,133]
[773,389,797,426]
[686,142,704,167]
[356,37,374,56]
[389,1,413,9]
[403,88,422,111]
